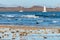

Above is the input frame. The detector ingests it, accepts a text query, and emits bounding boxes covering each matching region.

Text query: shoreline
[0,25,60,29]
[0,25,59,34]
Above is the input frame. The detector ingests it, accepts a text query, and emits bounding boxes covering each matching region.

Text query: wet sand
[0,25,58,29]
[0,25,60,34]
[0,25,60,30]
[0,25,60,40]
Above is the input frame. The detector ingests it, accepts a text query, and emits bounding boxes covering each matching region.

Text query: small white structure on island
[43,6,47,12]
[19,10,23,12]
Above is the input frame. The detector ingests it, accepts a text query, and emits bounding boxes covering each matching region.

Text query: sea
[0,11,60,27]
[0,11,60,40]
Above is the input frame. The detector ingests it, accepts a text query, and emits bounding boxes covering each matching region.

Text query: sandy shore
[0,25,59,40]
[0,25,42,30]
[0,25,60,30]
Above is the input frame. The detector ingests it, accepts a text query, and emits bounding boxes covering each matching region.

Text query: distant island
[0,6,60,11]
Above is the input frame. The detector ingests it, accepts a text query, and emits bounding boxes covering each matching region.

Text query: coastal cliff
[0,6,60,11]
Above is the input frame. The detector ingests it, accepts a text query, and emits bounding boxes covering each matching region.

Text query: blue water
[0,11,60,40]
[0,11,60,27]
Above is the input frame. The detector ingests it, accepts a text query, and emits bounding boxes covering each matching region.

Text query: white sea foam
[21,15,39,18]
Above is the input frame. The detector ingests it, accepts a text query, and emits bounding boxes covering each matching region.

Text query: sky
[0,0,60,8]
